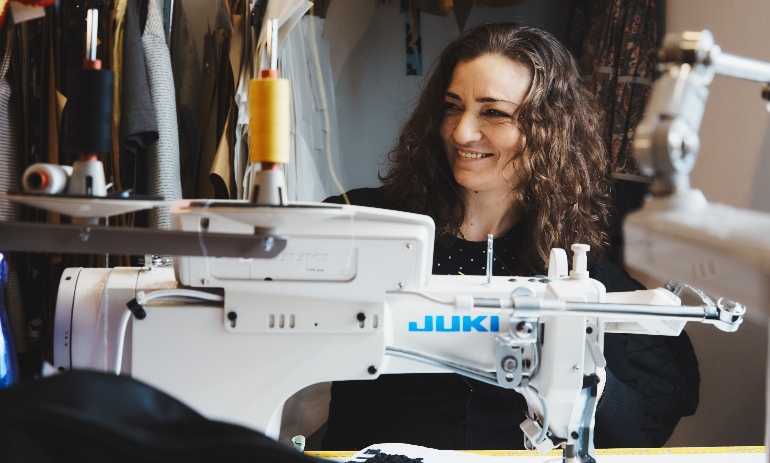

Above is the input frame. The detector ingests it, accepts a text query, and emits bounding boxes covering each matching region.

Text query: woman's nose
[453,111,482,144]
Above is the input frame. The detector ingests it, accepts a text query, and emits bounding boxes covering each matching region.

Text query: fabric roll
[142,0,182,229]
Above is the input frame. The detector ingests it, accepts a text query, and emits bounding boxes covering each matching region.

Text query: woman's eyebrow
[477,97,518,105]
[445,92,462,101]
[445,92,518,105]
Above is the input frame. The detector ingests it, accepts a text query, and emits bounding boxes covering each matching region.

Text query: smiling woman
[440,54,531,241]
[372,23,611,273]
[323,23,699,451]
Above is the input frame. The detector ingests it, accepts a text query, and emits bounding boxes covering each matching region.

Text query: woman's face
[440,54,532,195]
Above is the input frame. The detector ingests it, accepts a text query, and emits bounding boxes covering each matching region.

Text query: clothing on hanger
[142,0,182,228]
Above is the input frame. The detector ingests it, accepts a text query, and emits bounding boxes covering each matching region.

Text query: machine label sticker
[408,315,500,332]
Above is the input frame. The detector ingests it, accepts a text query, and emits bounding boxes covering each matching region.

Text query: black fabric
[607,178,649,266]
[64,68,113,154]
[0,371,316,463]
[322,187,699,450]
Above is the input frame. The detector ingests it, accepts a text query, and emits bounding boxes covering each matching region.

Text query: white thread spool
[22,164,74,194]
[570,243,590,280]
[69,159,107,196]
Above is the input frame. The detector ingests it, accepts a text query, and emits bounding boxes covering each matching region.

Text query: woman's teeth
[458,151,492,159]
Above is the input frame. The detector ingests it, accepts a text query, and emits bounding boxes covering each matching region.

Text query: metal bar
[0,221,286,258]
[385,346,498,386]
[712,51,770,83]
[552,302,706,321]
[509,296,712,321]
[89,9,99,61]
[486,234,493,284]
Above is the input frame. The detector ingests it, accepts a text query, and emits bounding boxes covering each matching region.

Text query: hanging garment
[254,0,311,72]
[208,0,249,200]
[568,0,657,264]
[280,15,345,201]
[121,0,158,196]
[142,0,182,228]
[210,103,234,199]
[169,0,199,199]
[0,19,20,218]
[232,0,252,199]
[0,21,29,357]
[43,12,63,170]
[162,0,172,44]
[113,0,128,131]
[193,0,231,200]
[568,0,658,176]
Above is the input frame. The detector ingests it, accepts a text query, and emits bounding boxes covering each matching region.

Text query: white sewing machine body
[625,193,770,326]
[52,199,707,463]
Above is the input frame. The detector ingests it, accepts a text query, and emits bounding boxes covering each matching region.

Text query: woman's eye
[443,102,461,112]
[483,109,511,118]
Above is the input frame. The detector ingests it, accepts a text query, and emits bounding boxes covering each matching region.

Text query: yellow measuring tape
[307,446,765,459]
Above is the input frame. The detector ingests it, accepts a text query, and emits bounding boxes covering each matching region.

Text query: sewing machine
[3,27,766,463]
[45,195,743,463]
[622,29,770,460]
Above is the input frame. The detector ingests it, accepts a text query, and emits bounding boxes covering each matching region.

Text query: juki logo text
[408,315,500,332]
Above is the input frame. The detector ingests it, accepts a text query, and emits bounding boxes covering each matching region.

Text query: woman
[322,23,699,450]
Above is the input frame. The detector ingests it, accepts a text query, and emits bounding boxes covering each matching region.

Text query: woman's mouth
[458,151,493,159]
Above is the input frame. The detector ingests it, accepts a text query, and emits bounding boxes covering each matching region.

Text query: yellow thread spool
[249,75,290,164]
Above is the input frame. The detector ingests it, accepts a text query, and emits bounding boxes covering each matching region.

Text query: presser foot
[565,444,596,463]
[571,374,600,463]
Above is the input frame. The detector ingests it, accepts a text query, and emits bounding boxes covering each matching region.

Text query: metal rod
[559,302,708,320]
[270,18,278,70]
[89,9,98,61]
[486,234,493,284]
[0,221,286,259]
[509,297,709,321]
[712,51,770,83]
[385,346,498,386]
[85,9,93,60]
[473,298,508,308]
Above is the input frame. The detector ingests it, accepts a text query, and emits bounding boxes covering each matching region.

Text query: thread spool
[22,164,74,194]
[69,157,107,197]
[64,66,114,154]
[249,74,290,164]
[570,243,590,280]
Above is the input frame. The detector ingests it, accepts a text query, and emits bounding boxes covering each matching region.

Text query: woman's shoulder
[323,186,400,210]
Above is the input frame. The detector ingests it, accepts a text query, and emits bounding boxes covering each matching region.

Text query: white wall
[663,0,770,447]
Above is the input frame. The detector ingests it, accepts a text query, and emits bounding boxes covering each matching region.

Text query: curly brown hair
[380,23,612,274]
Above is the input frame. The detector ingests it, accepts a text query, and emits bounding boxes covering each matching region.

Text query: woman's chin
[454,177,491,193]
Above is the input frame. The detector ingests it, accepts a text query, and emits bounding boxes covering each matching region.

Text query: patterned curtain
[568,0,658,177]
